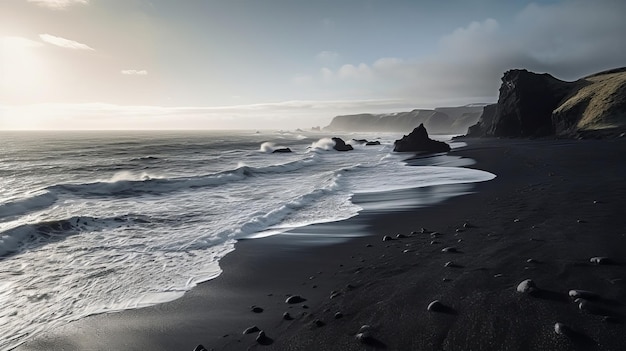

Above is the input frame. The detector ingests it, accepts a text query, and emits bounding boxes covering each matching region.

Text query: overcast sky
[1,0,625,130]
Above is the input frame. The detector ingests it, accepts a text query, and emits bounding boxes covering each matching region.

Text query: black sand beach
[16,137,626,351]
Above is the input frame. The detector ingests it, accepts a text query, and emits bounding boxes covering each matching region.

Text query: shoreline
[16,137,626,351]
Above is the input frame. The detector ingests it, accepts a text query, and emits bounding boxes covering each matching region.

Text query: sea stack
[393,123,451,153]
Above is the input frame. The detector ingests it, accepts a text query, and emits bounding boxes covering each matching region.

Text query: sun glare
[0,36,50,103]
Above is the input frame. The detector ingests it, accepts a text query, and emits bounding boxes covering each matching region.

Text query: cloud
[121,70,148,75]
[27,0,88,10]
[316,51,339,64]
[39,34,94,50]
[311,0,626,105]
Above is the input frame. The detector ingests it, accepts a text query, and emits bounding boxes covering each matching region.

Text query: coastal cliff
[467,67,626,138]
[324,105,485,134]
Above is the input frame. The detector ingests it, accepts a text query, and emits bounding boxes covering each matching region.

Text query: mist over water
[0,130,494,350]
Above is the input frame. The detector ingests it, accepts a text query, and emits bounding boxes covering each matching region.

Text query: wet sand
[16,137,626,351]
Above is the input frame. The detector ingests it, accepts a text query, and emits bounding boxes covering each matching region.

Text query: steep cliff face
[466,67,626,138]
[490,69,578,137]
[324,105,484,134]
[466,104,497,137]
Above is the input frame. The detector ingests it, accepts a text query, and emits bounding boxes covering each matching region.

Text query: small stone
[355,331,373,343]
[396,234,407,239]
[365,244,372,247]
[494,274,504,278]
[442,247,458,253]
[334,312,343,319]
[554,322,571,336]
[463,222,472,228]
[302,305,309,309]
[243,326,260,334]
[430,240,439,245]
[590,256,612,265]
[513,218,520,222]
[359,325,372,333]
[256,330,268,343]
[444,261,455,267]
[430,232,441,237]
[283,312,293,320]
[455,228,463,233]
[516,279,537,294]
[526,258,537,263]
[285,295,306,304]
[193,345,208,351]
[427,300,444,312]
[330,291,341,299]
[569,289,599,300]
[313,319,325,327]
[346,284,356,290]
[251,306,264,313]
[411,231,418,235]
[382,235,393,242]
[420,228,427,234]
[443,278,452,282]
[577,219,586,223]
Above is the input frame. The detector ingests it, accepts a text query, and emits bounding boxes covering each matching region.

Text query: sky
[1,0,625,130]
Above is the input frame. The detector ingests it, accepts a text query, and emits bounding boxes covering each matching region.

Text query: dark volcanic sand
[16,138,626,351]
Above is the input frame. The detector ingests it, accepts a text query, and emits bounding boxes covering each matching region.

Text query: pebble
[366,244,372,247]
[243,326,260,334]
[513,218,520,222]
[193,345,208,351]
[441,247,458,253]
[382,235,393,242]
[334,312,343,319]
[251,306,264,313]
[396,234,407,239]
[463,222,472,228]
[516,279,537,294]
[285,295,306,304]
[256,331,269,344]
[330,291,341,299]
[569,289,599,300]
[427,300,444,312]
[283,312,293,320]
[313,319,325,327]
[359,325,372,333]
[430,240,440,245]
[355,331,373,343]
[526,258,537,263]
[590,256,612,265]
[554,322,571,336]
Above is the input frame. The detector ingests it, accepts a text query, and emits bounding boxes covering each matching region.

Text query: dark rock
[382,235,393,242]
[427,300,444,312]
[193,345,208,351]
[313,319,325,327]
[516,279,537,294]
[554,322,572,336]
[283,312,293,320]
[396,234,407,239]
[441,247,458,253]
[256,330,272,345]
[466,103,497,137]
[393,124,451,153]
[334,312,343,319]
[569,289,599,300]
[243,326,260,334]
[332,137,354,151]
[251,306,263,313]
[590,256,613,265]
[285,295,306,304]
[330,291,341,299]
[365,140,381,146]
[491,70,579,137]
[272,147,292,153]
[351,139,368,144]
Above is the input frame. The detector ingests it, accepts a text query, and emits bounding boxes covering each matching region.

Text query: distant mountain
[467,67,626,138]
[324,105,486,134]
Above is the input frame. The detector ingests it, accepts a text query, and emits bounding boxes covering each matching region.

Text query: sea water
[0,130,494,350]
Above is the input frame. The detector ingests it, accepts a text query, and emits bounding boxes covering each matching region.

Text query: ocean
[0,130,494,350]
